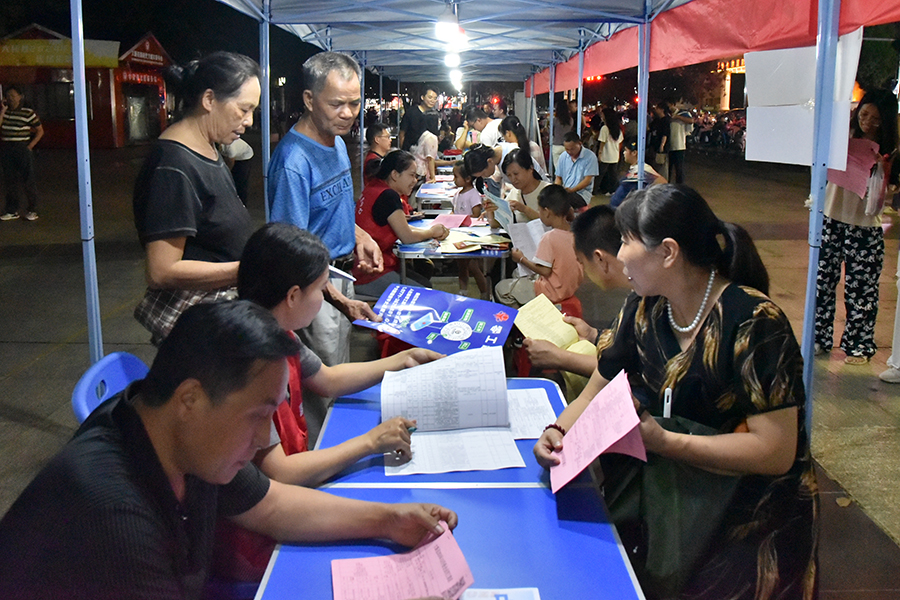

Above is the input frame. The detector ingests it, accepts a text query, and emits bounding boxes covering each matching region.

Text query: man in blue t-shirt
[555,131,599,206]
[268,52,383,444]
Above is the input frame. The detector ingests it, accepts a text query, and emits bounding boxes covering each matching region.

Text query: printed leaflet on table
[354,284,517,354]
[331,521,473,600]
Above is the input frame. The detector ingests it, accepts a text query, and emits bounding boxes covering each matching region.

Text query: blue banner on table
[353,284,517,354]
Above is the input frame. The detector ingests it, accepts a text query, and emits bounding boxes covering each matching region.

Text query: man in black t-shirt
[0,301,457,600]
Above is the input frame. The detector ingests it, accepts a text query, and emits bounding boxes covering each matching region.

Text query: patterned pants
[814,216,884,357]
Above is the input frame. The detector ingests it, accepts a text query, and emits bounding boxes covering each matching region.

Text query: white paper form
[463,589,541,600]
[507,220,551,277]
[381,346,509,431]
[385,428,525,475]
[508,388,558,440]
[331,521,473,600]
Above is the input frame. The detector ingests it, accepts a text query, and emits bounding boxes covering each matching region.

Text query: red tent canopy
[528,0,900,95]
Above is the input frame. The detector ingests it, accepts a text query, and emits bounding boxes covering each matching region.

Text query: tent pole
[577,31,585,137]
[359,51,367,185]
[549,61,556,179]
[260,1,272,221]
[802,0,841,434]
[398,79,402,133]
[379,71,384,123]
[636,1,651,189]
[70,0,104,363]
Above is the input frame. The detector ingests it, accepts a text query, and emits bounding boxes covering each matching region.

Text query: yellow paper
[514,294,580,349]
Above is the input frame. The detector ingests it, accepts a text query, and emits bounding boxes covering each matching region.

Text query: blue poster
[353,284,517,354]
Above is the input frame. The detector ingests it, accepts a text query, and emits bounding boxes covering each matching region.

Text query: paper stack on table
[381,346,556,475]
[550,370,647,493]
[331,521,474,600]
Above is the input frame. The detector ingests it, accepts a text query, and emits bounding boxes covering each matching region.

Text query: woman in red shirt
[353,150,449,297]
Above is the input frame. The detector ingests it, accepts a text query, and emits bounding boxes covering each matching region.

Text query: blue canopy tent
[68,0,890,425]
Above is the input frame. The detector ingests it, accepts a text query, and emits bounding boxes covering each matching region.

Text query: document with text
[385,428,525,476]
[331,521,473,600]
[550,370,646,493]
[381,345,509,431]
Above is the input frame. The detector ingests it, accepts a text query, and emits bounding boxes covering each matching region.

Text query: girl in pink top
[452,161,490,299]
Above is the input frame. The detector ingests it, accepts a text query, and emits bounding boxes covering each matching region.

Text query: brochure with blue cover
[353,284,518,354]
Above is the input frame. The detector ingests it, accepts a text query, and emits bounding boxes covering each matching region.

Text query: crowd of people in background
[10,44,900,600]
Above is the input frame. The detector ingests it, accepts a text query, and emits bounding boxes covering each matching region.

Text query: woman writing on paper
[534,185,817,599]
[353,150,450,297]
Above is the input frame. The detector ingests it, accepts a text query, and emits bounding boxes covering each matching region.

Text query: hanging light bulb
[435,4,459,42]
[444,53,460,68]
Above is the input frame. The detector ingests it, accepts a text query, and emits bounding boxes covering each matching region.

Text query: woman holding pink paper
[354,150,450,297]
[534,185,817,599]
[814,89,899,364]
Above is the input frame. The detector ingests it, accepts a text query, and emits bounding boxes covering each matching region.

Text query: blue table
[258,487,642,600]
[397,220,509,285]
[256,378,645,600]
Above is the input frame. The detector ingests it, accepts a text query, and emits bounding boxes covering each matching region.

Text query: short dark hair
[572,205,621,256]
[238,223,331,310]
[537,184,572,216]
[466,107,488,122]
[302,51,360,95]
[365,122,390,147]
[140,301,299,407]
[164,52,260,117]
[3,85,22,97]
[563,131,581,144]
[501,147,541,182]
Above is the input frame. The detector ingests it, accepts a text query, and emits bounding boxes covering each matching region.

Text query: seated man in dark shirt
[0,301,456,600]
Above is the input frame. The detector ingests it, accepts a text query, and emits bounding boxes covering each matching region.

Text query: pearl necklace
[667,269,717,334]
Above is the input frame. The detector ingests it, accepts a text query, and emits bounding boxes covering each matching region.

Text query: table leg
[400,257,407,284]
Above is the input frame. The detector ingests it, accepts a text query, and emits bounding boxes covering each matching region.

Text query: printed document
[331,521,474,600]
[514,294,580,349]
[463,589,541,600]
[508,388,558,439]
[385,428,525,476]
[550,370,646,493]
[507,220,551,277]
[381,345,509,431]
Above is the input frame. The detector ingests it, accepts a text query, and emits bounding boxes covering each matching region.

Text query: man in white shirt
[455,107,501,150]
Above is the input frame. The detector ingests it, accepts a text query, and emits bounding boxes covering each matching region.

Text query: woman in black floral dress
[535,185,817,599]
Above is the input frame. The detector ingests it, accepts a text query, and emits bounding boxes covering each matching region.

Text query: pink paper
[827,137,880,198]
[331,522,474,600]
[433,214,471,228]
[550,370,647,493]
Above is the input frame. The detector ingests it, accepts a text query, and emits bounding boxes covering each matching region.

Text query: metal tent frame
[67,0,869,424]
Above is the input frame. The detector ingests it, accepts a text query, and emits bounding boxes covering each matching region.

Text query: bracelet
[592,329,602,346]
[543,423,566,436]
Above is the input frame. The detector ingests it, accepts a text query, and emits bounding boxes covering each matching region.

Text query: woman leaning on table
[132,52,259,346]
[534,185,817,599]
[352,150,449,297]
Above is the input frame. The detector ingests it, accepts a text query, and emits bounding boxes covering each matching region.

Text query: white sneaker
[879,367,900,383]
[23,211,38,221]
[0,212,19,221]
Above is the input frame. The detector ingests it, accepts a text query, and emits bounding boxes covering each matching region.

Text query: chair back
[72,352,149,423]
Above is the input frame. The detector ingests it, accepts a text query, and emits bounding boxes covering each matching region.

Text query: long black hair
[373,149,416,182]
[601,107,622,141]
[238,223,331,310]
[499,115,532,156]
[851,89,899,156]
[615,185,769,295]
[164,51,260,118]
